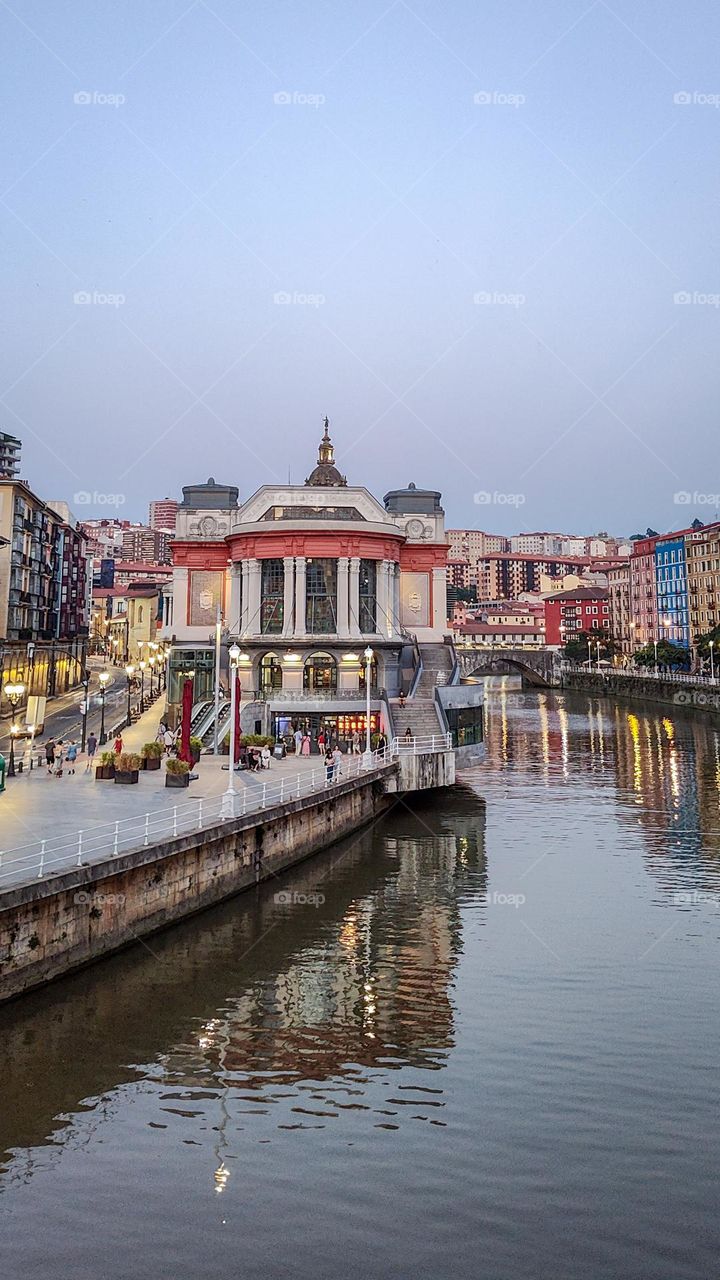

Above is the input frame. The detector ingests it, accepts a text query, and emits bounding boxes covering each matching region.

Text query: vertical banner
[234,670,241,764]
[180,677,194,764]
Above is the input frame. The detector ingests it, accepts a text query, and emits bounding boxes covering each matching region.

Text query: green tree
[563,627,616,663]
[632,640,690,670]
[694,623,720,659]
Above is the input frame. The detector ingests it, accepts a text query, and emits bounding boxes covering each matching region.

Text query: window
[260,558,284,634]
[359,559,377,633]
[303,652,337,691]
[306,558,337,634]
[260,651,283,693]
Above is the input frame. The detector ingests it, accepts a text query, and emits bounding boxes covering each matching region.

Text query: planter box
[165,772,190,788]
[114,770,139,785]
[190,751,201,766]
[143,757,161,771]
[95,765,115,780]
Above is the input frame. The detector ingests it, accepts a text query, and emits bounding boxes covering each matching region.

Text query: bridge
[455,647,561,687]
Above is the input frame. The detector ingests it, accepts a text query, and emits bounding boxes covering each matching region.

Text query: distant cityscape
[1,426,717,706]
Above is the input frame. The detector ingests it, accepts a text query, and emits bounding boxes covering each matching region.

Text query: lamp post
[596,639,601,671]
[98,670,109,744]
[221,644,241,818]
[710,639,715,683]
[149,655,157,700]
[139,661,146,712]
[125,664,135,726]
[362,646,374,769]
[3,682,25,777]
[653,638,659,675]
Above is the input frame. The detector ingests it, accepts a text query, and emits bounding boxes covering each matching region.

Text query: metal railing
[0,748,398,890]
[391,732,453,753]
[560,661,720,686]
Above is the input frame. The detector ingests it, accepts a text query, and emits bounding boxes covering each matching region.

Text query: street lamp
[3,682,25,778]
[596,639,601,671]
[362,646,374,769]
[149,655,156,700]
[125,664,135,726]
[653,638,659,675]
[709,639,716,683]
[221,643,241,818]
[98,670,109,744]
[139,660,146,711]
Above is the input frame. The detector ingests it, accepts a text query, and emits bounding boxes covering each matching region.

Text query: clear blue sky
[1,0,718,536]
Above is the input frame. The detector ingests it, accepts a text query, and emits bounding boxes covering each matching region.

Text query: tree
[694,623,720,659]
[632,640,690,670]
[563,627,616,663]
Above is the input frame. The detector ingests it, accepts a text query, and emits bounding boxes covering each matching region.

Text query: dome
[305,418,347,487]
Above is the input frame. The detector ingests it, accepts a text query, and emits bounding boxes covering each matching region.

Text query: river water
[2,682,720,1279]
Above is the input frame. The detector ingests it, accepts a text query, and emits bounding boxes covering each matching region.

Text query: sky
[1,0,719,538]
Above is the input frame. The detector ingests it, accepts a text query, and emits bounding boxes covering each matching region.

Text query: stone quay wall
[0,766,396,1005]
[561,669,720,714]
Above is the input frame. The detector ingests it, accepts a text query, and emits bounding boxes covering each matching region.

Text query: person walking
[66,741,78,774]
[113,733,124,756]
[163,727,174,754]
[324,746,334,784]
[85,732,98,772]
[45,738,56,775]
[301,732,311,756]
[332,745,343,780]
[54,740,65,777]
[318,730,326,753]
[293,727,303,755]
[377,731,388,759]
[351,729,360,755]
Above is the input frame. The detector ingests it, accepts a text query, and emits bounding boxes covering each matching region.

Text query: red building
[544,587,610,647]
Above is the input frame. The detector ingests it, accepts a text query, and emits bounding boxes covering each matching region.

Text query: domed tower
[305,417,347,487]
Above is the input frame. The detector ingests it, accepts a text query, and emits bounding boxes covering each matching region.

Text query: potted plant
[95,750,116,781]
[165,757,190,788]
[189,735,203,766]
[114,751,141,784]
[141,741,163,771]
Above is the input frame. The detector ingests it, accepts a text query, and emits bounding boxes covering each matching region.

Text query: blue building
[655,534,690,648]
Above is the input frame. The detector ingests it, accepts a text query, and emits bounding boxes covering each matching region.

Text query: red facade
[544,589,610,646]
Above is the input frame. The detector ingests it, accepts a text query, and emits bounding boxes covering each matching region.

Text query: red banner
[179,677,194,764]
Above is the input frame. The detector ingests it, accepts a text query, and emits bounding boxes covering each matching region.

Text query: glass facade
[359,559,377,633]
[260,651,283,693]
[260,558,284,634]
[303,652,337,690]
[260,505,364,521]
[168,648,214,704]
[306,558,337,634]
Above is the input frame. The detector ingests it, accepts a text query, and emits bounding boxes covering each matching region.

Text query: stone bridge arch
[455,648,561,688]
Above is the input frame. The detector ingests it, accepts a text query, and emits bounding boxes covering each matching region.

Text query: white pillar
[294,556,306,637]
[175,567,189,625]
[240,559,250,635]
[391,562,400,636]
[228,562,242,634]
[337,556,350,637]
[376,560,390,636]
[247,559,262,636]
[349,557,361,637]
[282,556,295,637]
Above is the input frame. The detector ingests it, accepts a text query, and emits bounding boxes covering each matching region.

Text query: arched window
[259,651,283,694]
[260,559,284,633]
[137,605,144,623]
[303,652,337,691]
[358,654,378,691]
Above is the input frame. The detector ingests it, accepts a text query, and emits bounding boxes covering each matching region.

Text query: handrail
[0,747,398,890]
[391,732,452,752]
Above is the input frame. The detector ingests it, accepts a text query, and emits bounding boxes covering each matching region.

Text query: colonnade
[228,556,401,639]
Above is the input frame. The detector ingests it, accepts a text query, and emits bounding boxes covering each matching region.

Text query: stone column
[228,562,242,634]
[175,567,189,626]
[247,559,262,636]
[348,557,361,637]
[240,559,250,635]
[390,562,400,636]
[294,556,306,637]
[337,556,350,637]
[282,556,295,636]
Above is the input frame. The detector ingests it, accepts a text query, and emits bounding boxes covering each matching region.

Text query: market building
[163,422,450,744]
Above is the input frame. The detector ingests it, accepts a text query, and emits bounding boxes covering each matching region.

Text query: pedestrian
[293,727,303,754]
[54,740,65,777]
[351,729,360,755]
[332,745,343,780]
[66,740,78,774]
[325,746,335,784]
[163,727,174,754]
[114,733,123,755]
[301,732,311,756]
[45,738,56,775]
[318,730,325,752]
[404,726,412,742]
[85,732,98,772]
[260,745,271,769]
[399,690,406,709]
[377,731,387,759]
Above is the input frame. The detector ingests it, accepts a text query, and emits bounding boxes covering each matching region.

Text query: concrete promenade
[0,699,342,888]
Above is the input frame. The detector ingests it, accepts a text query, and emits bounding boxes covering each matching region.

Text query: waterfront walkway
[0,699,403,890]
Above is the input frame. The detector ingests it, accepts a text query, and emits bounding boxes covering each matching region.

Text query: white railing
[0,748,397,891]
[391,732,453,753]
[560,662,719,686]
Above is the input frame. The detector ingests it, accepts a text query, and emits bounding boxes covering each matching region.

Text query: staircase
[391,642,455,739]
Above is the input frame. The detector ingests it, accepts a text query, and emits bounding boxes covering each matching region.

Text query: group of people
[290,727,389,757]
[44,735,93,776]
[244,744,271,771]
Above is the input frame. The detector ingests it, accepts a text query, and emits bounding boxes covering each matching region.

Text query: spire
[305,416,347,487]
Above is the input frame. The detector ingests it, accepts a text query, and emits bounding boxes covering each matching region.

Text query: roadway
[0,659,152,757]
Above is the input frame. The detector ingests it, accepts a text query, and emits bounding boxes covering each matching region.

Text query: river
[2,682,720,1279]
